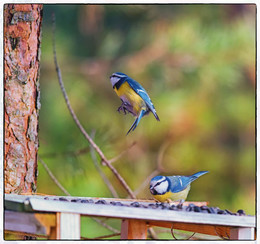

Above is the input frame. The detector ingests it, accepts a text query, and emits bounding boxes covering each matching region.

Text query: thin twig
[157,228,198,239]
[108,141,137,164]
[91,217,120,233]
[39,156,119,233]
[148,227,158,240]
[52,14,135,199]
[90,131,119,198]
[132,142,170,197]
[171,224,196,240]
[38,157,71,196]
[133,170,159,196]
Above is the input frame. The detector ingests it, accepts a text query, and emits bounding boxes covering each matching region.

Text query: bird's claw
[117,102,133,115]
[117,105,128,115]
[176,199,185,208]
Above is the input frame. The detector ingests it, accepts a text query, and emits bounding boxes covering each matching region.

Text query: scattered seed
[225,209,233,215]
[237,209,245,216]
[217,209,225,214]
[71,199,81,202]
[169,205,176,210]
[59,197,68,201]
[194,206,201,212]
[95,200,107,204]
[130,202,140,207]
[208,207,217,214]
[41,196,248,217]
[80,199,89,203]
[200,206,209,210]
[110,201,124,206]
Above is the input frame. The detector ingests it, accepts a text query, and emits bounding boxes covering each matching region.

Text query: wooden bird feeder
[4,194,255,240]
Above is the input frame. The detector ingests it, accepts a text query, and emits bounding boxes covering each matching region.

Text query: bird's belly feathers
[114,82,146,116]
[153,185,191,202]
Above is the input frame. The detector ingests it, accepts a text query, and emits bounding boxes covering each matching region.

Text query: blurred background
[37,4,255,239]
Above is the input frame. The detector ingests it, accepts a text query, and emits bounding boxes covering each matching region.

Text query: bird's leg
[117,101,132,115]
[178,199,185,205]
[176,199,185,208]
[166,199,173,204]
[166,199,185,207]
[166,199,175,207]
[117,103,127,114]
[117,104,127,114]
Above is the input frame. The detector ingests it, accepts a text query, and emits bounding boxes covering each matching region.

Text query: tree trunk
[4,4,43,194]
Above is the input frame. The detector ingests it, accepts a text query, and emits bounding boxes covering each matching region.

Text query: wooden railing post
[56,212,81,240]
[121,219,147,239]
[230,227,255,240]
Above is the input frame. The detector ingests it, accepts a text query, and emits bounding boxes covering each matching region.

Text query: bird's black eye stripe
[111,74,121,79]
[154,182,161,187]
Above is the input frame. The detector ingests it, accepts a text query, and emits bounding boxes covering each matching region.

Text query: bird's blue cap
[151,175,164,182]
[110,72,127,79]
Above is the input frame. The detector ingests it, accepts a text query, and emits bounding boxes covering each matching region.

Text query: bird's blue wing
[126,77,160,121]
[126,77,151,105]
[168,171,208,193]
[168,176,193,193]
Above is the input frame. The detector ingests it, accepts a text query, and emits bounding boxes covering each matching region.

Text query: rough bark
[4,4,43,193]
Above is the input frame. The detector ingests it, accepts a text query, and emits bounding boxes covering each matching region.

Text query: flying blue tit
[110,72,160,135]
[149,171,208,203]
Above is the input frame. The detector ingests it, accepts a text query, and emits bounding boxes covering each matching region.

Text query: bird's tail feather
[189,171,209,182]
[153,110,160,121]
[126,109,146,135]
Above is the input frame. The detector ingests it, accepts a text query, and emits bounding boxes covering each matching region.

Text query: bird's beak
[150,186,155,195]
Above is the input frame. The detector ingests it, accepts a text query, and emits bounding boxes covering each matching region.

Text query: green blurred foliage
[37,4,255,239]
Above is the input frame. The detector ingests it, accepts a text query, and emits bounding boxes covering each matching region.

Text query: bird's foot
[166,199,176,207]
[166,199,173,204]
[176,199,185,208]
[117,102,133,115]
[117,105,128,115]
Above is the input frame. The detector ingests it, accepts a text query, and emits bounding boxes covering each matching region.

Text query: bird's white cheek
[110,77,119,87]
[154,181,168,194]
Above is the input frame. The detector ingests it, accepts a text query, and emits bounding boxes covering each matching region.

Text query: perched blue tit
[110,72,160,135]
[149,171,208,202]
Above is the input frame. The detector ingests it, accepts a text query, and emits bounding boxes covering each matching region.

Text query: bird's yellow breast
[152,185,191,202]
[114,82,146,115]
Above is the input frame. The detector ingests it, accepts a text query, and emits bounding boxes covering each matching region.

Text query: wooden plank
[56,212,80,240]
[4,230,47,238]
[230,227,255,240]
[34,213,56,237]
[148,220,230,238]
[27,198,255,228]
[121,219,147,239]
[5,211,46,236]
[4,194,208,206]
